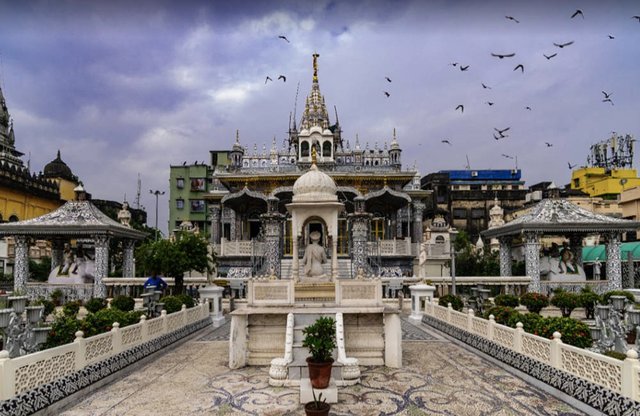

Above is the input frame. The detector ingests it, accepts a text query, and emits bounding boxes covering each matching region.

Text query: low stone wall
[0,303,210,415]
[335,279,383,307]
[422,300,640,416]
[247,280,294,306]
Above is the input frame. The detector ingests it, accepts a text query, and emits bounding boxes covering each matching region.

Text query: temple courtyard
[60,317,584,416]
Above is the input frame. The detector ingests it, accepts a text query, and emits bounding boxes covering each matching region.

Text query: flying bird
[554,41,574,48]
[441,139,452,145]
[544,53,557,60]
[481,83,492,89]
[491,52,516,59]
[460,65,470,71]
[493,134,503,141]
[449,62,458,67]
[514,64,524,73]
[545,142,553,147]
[278,75,286,82]
[608,35,615,39]
[568,162,577,170]
[525,106,532,110]
[602,98,614,106]
[505,16,520,23]
[278,35,290,43]
[486,101,494,106]
[501,154,514,159]
[571,9,584,19]
[634,16,640,22]
[602,91,612,99]
[384,91,390,97]
[265,76,273,84]
[455,104,464,113]
[385,76,392,82]
[182,161,187,165]
[495,127,510,137]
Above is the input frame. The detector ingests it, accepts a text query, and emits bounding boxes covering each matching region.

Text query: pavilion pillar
[209,204,221,244]
[51,239,65,272]
[499,237,512,277]
[331,236,338,281]
[261,197,284,278]
[292,236,299,281]
[569,235,584,268]
[122,239,135,277]
[93,235,110,298]
[349,197,371,277]
[606,232,623,290]
[13,236,29,293]
[412,201,425,244]
[523,232,541,293]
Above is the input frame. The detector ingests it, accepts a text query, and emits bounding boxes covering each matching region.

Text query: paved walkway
[61,318,584,416]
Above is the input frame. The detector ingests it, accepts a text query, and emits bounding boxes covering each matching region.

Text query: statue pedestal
[294,282,335,303]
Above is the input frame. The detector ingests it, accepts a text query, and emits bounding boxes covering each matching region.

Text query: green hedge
[438,294,464,311]
[111,295,135,312]
[494,294,519,308]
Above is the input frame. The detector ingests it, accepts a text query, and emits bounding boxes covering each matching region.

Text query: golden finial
[383,176,388,187]
[312,53,320,82]
[311,145,317,165]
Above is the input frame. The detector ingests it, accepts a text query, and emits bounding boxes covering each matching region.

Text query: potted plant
[302,316,336,389]
[304,390,330,416]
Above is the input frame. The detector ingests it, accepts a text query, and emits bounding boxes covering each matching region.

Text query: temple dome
[292,163,337,202]
[44,150,75,181]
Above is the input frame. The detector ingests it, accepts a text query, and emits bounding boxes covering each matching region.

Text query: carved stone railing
[103,277,210,298]
[421,243,450,257]
[540,280,609,295]
[367,238,412,257]
[426,276,531,295]
[219,239,264,257]
[0,303,209,401]
[423,300,640,405]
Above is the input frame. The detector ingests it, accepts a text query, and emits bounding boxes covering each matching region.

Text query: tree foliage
[136,232,213,294]
[452,231,500,276]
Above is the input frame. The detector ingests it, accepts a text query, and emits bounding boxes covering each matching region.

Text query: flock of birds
[266,9,639,173]
[432,9,639,170]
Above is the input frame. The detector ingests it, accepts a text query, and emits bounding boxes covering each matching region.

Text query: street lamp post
[149,189,165,241]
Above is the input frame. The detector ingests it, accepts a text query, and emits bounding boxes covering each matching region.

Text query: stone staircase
[280,258,353,280]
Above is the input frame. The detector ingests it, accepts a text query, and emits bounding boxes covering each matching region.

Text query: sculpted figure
[302,231,327,277]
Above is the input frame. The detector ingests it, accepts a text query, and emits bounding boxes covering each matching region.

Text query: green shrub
[520,292,549,314]
[484,306,519,325]
[81,309,143,337]
[602,290,635,305]
[302,316,336,363]
[438,294,464,311]
[42,315,81,349]
[175,294,195,308]
[110,295,135,312]
[62,300,83,317]
[533,316,592,349]
[578,287,602,319]
[32,298,55,318]
[85,298,107,314]
[50,289,64,305]
[507,312,543,333]
[159,295,183,314]
[550,290,580,318]
[494,294,520,308]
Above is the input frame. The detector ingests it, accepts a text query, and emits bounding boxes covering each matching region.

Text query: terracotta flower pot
[306,357,333,389]
[304,402,330,416]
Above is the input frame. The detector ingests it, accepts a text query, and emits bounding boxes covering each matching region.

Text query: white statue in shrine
[302,231,327,278]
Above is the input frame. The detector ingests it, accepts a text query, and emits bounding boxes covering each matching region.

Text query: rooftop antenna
[134,173,142,209]
[515,155,519,170]
[27,151,31,171]
[465,154,471,170]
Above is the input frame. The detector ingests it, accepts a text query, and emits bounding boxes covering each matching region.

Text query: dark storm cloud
[0,0,639,232]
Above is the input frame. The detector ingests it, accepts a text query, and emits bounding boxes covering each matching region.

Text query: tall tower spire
[299,53,330,131]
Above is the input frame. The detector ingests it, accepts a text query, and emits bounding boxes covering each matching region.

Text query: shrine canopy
[0,200,147,240]
[482,198,640,239]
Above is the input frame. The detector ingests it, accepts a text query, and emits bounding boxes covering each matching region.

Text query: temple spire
[312,53,320,82]
[299,53,330,130]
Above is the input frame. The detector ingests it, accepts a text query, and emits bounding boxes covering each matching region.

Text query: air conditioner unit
[471,171,478,177]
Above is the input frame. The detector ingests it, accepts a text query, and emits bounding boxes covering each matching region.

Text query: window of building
[176,199,185,209]
[190,200,205,212]
[176,178,184,189]
[470,185,480,191]
[574,178,580,187]
[471,208,485,219]
[452,208,467,219]
[301,141,310,157]
[322,141,332,157]
[8,215,18,222]
[191,178,205,191]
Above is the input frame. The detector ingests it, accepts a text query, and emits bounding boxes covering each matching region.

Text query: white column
[93,234,110,298]
[606,232,623,290]
[122,239,135,277]
[292,237,299,281]
[13,236,29,293]
[331,237,338,281]
[523,232,541,293]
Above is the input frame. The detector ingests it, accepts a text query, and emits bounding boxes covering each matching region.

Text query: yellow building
[570,167,640,199]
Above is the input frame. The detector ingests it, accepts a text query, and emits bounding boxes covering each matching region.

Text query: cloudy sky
[1,0,639,233]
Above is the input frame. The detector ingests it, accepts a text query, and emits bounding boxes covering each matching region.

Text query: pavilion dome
[292,163,337,202]
[44,150,75,181]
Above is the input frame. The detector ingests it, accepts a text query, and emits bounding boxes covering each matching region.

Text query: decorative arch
[301,141,310,157]
[322,141,332,158]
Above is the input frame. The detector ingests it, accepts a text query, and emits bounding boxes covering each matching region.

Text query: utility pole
[149,189,165,241]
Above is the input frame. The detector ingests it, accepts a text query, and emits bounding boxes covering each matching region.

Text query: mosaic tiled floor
[60,319,583,416]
